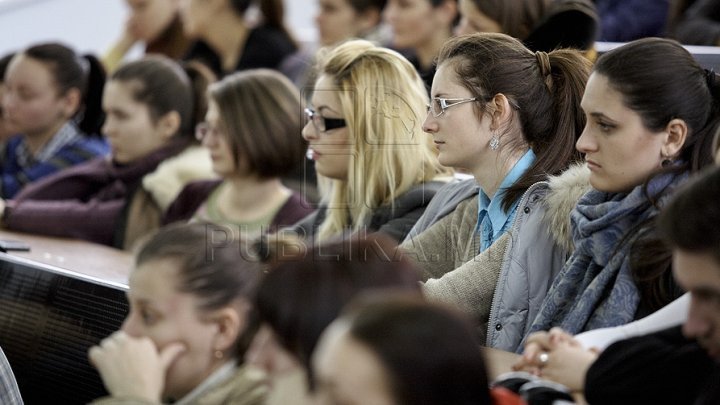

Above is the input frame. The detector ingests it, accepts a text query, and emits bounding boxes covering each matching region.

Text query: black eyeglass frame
[304,107,347,132]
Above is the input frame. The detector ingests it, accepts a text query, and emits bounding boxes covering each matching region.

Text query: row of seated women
[90,156,720,405]
[1,28,719,404]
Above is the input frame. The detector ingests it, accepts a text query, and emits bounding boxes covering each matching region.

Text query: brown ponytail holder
[535,51,551,78]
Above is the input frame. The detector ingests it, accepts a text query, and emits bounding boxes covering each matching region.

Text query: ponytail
[77,54,106,136]
[180,60,217,140]
[111,56,214,139]
[689,69,720,171]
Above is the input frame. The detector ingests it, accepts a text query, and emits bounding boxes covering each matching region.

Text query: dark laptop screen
[0,254,128,404]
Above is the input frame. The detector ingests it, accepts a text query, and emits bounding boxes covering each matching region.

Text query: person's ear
[157,111,181,140]
[488,93,513,131]
[60,88,82,119]
[662,118,688,159]
[211,300,250,354]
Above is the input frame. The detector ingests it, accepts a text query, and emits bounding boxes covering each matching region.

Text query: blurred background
[0,0,317,56]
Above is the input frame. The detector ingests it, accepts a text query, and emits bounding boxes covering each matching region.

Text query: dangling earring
[489,135,500,151]
[214,350,224,359]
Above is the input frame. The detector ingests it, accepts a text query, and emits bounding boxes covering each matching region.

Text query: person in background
[89,223,266,404]
[383,0,457,89]
[280,0,388,91]
[180,0,297,78]
[0,56,215,249]
[455,0,599,55]
[247,233,422,405]
[0,43,108,198]
[164,68,313,235]
[292,39,452,243]
[103,0,192,73]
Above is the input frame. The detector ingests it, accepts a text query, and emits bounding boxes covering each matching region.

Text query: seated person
[88,223,267,404]
[0,43,109,198]
[399,32,589,350]
[515,163,720,404]
[0,56,215,249]
[164,69,313,235]
[180,0,297,78]
[292,40,452,243]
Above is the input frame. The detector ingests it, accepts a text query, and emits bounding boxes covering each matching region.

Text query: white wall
[0,0,317,57]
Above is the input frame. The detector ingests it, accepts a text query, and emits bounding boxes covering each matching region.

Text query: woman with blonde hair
[294,39,450,243]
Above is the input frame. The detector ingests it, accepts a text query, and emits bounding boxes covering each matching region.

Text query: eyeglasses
[195,122,223,141]
[426,97,478,117]
[304,108,346,133]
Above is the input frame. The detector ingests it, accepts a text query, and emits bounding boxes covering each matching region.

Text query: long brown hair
[437,33,590,210]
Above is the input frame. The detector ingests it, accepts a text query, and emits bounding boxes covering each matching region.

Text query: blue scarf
[527,171,688,337]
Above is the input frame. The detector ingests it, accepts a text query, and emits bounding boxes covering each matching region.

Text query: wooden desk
[0,229,132,287]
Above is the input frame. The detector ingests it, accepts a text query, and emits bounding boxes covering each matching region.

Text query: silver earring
[489,135,500,151]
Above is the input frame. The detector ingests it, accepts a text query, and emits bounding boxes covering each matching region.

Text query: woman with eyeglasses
[0,56,216,249]
[164,68,313,234]
[292,39,451,243]
[399,33,590,350]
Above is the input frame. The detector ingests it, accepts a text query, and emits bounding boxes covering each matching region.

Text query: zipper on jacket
[485,182,548,348]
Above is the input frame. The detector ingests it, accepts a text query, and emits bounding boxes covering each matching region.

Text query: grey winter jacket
[403,165,591,352]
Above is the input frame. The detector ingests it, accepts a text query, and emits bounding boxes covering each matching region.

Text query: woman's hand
[88,331,186,402]
[513,327,599,391]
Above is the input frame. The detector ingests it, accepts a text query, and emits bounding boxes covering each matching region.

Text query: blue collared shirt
[476,149,536,252]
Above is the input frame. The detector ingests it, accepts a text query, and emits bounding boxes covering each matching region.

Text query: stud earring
[661,153,672,167]
[489,135,500,151]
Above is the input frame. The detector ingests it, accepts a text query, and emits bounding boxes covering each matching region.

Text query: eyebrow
[315,105,342,116]
[587,111,617,122]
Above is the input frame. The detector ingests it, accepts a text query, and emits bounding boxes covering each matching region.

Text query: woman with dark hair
[524,37,720,342]
[246,233,422,404]
[164,68,314,234]
[313,297,498,405]
[0,42,109,198]
[180,0,297,78]
[400,32,590,350]
[0,56,215,249]
[89,223,266,404]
